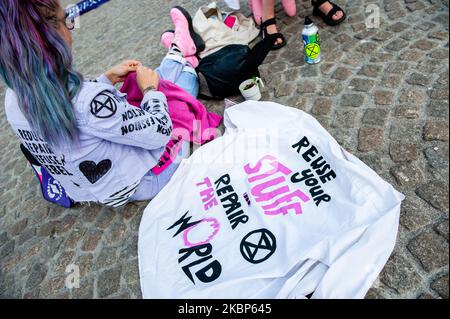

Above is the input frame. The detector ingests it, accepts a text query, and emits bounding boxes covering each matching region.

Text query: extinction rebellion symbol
[90,92,118,119]
[240,229,277,264]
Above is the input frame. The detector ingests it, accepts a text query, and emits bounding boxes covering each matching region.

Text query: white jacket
[5,75,172,204]
[138,101,404,299]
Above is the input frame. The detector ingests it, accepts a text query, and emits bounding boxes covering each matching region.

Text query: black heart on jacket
[79,160,112,184]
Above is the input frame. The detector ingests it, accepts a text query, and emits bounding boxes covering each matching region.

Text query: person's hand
[105,60,140,85]
[136,65,160,93]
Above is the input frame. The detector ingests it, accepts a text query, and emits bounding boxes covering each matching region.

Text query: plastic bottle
[302,17,321,64]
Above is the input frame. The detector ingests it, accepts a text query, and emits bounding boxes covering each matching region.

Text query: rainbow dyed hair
[0,0,83,148]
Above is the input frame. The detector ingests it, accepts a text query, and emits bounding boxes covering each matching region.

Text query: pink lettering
[244,154,311,217]
[183,218,221,247]
[196,177,219,211]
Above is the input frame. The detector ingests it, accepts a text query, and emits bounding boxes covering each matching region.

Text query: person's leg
[156,48,186,84]
[281,0,297,17]
[156,47,199,98]
[174,65,199,98]
[249,0,263,25]
[129,142,188,202]
[317,1,344,21]
[262,0,284,47]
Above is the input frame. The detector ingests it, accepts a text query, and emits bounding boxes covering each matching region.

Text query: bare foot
[319,1,344,21]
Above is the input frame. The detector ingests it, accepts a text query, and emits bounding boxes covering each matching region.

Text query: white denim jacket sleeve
[84,83,172,151]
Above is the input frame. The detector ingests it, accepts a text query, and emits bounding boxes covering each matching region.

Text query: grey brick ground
[0,0,448,299]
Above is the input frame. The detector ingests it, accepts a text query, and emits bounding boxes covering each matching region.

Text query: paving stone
[95,209,116,229]
[417,293,435,299]
[408,230,449,272]
[385,62,410,75]
[435,220,449,241]
[358,64,383,78]
[399,49,425,62]
[390,121,422,141]
[55,214,78,234]
[385,38,410,51]
[331,110,357,129]
[275,83,295,98]
[72,277,94,299]
[374,90,395,105]
[311,98,333,115]
[416,58,444,74]
[38,275,66,299]
[81,230,103,252]
[349,78,375,92]
[411,39,439,51]
[319,82,343,96]
[17,228,36,246]
[390,22,409,32]
[428,48,449,60]
[389,143,418,163]
[365,287,385,299]
[399,89,424,104]
[406,73,432,87]
[429,87,449,100]
[331,67,353,80]
[25,263,48,290]
[122,259,139,284]
[297,82,317,94]
[400,197,433,232]
[98,266,122,298]
[380,253,422,294]
[395,105,420,119]
[0,240,15,260]
[74,253,94,277]
[370,52,395,63]
[79,205,102,223]
[391,163,424,187]
[380,75,402,89]
[54,251,75,274]
[406,1,426,11]
[431,275,449,299]
[340,93,365,107]
[95,247,118,270]
[416,181,449,212]
[64,227,87,250]
[9,218,28,237]
[423,121,449,141]
[358,127,385,152]
[362,109,389,126]
[428,31,449,41]
[372,31,394,42]
[355,42,380,54]
[0,232,8,247]
[424,145,449,171]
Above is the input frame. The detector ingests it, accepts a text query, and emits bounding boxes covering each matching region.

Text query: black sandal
[312,0,346,26]
[260,18,287,51]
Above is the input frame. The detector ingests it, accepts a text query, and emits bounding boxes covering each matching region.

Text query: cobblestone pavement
[0,0,448,299]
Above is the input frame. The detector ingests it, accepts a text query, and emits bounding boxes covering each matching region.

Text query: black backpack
[196,34,277,99]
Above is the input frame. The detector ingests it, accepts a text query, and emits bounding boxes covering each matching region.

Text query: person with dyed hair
[0,0,205,207]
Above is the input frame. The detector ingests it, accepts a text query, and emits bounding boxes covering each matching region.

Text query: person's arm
[85,66,172,151]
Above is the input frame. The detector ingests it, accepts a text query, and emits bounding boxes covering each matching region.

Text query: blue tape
[66,0,110,18]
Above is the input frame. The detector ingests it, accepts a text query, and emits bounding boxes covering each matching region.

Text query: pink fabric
[120,72,223,145]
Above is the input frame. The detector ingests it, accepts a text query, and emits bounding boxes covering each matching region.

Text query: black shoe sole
[172,6,205,55]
